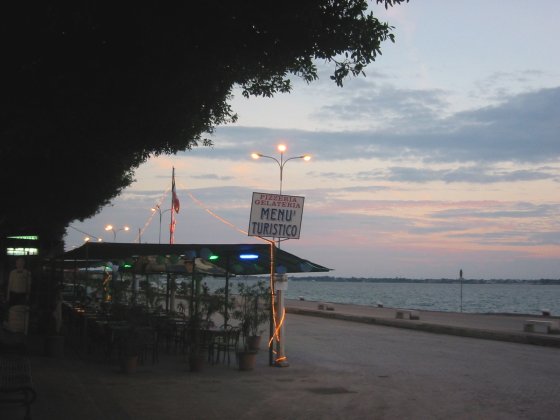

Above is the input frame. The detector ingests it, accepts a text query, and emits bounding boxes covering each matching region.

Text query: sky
[65,1,560,280]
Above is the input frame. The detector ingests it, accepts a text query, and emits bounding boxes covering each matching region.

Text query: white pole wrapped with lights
[251,144,311,367]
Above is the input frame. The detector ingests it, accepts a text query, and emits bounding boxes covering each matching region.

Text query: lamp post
[84,237,103,243]
[251,144,311,195]
[104,224,130,242]
[151,205,173,244]
[251,144,311,367]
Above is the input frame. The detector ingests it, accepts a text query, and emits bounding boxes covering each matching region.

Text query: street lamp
[251,144,311,195]
[151,205,172,244]
[251,144,311,367]
[104,224,130,242]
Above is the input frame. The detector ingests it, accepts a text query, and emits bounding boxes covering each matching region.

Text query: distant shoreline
[286,277,560,285]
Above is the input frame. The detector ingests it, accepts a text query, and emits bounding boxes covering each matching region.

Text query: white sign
[248,192,305,239]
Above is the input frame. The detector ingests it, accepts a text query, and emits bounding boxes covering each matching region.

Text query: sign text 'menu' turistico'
[248,192,305,239]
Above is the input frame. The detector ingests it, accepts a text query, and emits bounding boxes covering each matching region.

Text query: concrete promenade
[2,301,560,420]
[286,299,560,348]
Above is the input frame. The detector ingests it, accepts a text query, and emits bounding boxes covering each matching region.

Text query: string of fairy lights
[180,186,286,364]
[69,182,287,365]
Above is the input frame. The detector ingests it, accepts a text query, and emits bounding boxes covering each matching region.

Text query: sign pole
[269,243,274,366]
[275,273,288,366]
[250,145,311,367]
[248,192,305,367]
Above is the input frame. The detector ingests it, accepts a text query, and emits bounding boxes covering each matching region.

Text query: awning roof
[56,242,331,276]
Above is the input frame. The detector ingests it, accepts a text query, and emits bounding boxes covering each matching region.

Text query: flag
[172,168,180,213]
[170,167,179,244]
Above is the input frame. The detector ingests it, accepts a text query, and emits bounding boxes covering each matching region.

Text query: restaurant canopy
[57,242,331,276]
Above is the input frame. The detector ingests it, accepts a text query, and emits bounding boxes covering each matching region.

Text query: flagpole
[166,167,175,312]
[170,167,175,244]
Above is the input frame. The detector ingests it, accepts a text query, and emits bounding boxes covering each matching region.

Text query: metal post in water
[460,269,463,312]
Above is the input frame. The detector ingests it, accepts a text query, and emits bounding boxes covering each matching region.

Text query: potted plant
[111,277,131,305]
[200,283,224,326]
[139,280,162,309]
[186,265,207,372]
[119,327,143,374]
[233,280,270,370]
[214,286,236,328]
[45,284,65,357]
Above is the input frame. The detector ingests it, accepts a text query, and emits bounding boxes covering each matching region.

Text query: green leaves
[1,1,409,249]
[233,280,270,338]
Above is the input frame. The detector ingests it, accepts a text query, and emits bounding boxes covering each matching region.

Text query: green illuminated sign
[7,235,39,240]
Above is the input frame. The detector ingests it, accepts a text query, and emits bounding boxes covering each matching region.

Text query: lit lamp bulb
[251,153,261,160]
[277,144,287,153]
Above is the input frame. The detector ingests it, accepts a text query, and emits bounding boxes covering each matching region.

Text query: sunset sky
[65,1,560,279]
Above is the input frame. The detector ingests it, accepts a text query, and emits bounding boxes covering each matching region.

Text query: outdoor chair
[137,326,159,365]
[210,325,240,366]
[173,320,190,354]
[0,355,36,420]
[86,317,107,356]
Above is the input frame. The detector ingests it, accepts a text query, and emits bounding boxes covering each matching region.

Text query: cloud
[528,231,560,246]
[192,86,560,167]
[62,2,560,280]
[312,83,451,131]
[383,166,557,184]
[65,182,560,278]
[472,70,552,102]
[306,164,558,185]
[430,202,557,220]
[190,174,234,181]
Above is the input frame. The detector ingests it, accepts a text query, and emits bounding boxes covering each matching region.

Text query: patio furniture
[0,355,36,420]
[209,326,241,366]
[137,326,159,364]
[160,318,189,354]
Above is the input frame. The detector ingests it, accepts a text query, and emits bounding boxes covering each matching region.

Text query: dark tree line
[0,1,408,255]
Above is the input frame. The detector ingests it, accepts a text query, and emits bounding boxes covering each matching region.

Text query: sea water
[284,281,560,315]
[174,277,560,316]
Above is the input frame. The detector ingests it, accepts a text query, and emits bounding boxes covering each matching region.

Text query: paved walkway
[2,302,560,419]
[285,299,560,348]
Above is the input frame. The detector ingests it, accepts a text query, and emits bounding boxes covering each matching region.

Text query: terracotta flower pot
[189,353,205,372]
[237,350,257,371]
[122,356,138,374]
[246,335,262,352]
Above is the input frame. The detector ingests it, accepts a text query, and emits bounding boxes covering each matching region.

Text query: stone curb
[286,307,560,349]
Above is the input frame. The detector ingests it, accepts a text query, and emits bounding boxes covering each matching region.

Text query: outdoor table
[160,318,190,353]
[197,327,229,363]
[103,321,132,361]
[84,315,106,354]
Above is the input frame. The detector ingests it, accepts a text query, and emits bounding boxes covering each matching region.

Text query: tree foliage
[0,0,408,253]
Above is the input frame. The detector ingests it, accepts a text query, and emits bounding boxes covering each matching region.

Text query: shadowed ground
[2,302,560,419]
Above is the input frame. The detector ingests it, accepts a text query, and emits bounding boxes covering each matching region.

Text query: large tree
[0,0,407,255]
